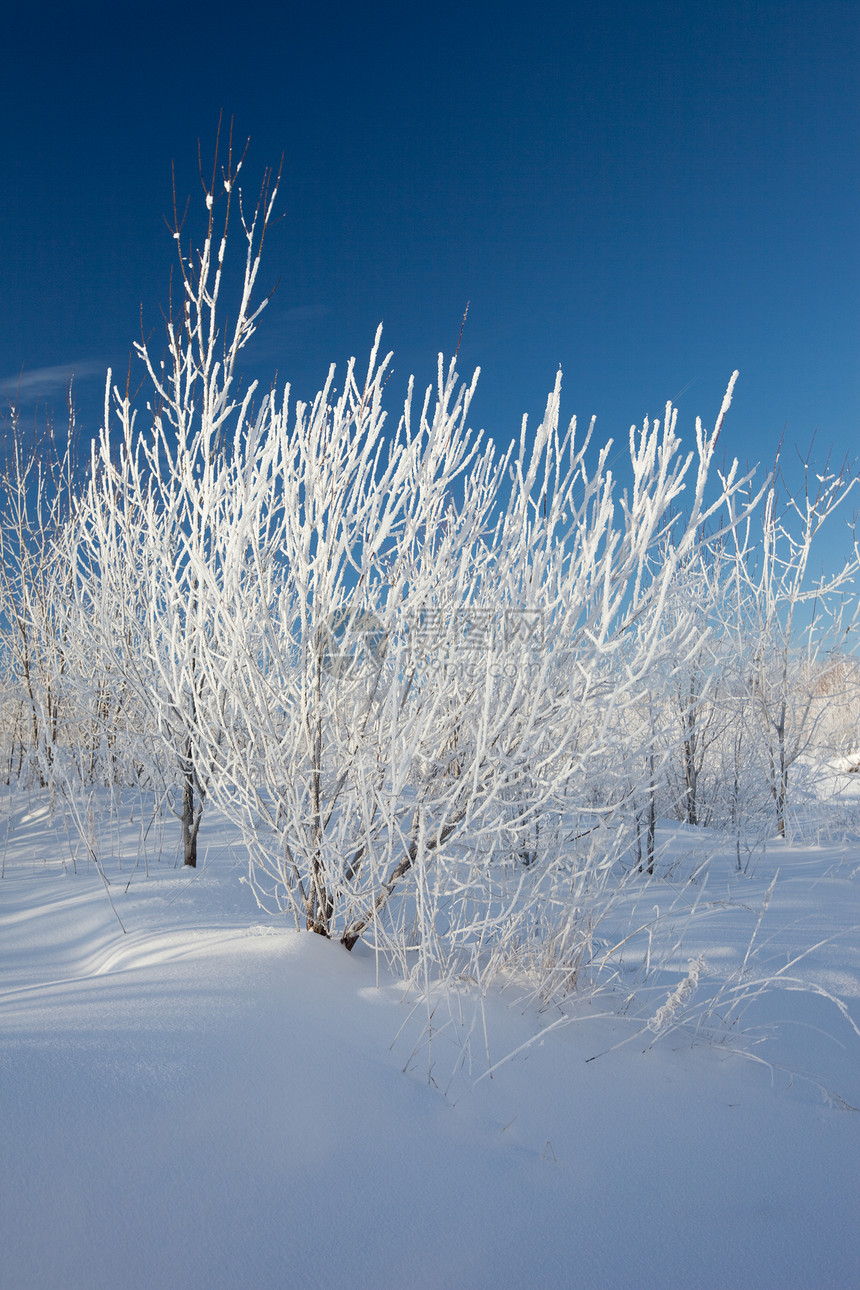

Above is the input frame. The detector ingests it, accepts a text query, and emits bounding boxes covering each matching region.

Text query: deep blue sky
[2,0,857,537]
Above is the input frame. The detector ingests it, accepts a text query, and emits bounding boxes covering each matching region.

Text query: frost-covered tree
[0,406,82,788]
[174,330,751,969]
[62,132,762,1002]
[73,125,280,864]
[722,456,858,837]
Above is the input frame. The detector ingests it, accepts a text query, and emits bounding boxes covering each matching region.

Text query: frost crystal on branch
[647,957,707,1034]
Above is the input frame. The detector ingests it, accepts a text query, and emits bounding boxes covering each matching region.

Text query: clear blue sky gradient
[2,1,857,539]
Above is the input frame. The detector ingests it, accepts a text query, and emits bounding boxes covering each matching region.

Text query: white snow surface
[2,794,860,1290]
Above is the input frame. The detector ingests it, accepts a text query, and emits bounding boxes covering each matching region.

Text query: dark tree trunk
[180,741,203,867]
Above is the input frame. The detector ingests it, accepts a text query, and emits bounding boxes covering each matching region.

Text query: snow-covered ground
[2,790,859,1289]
